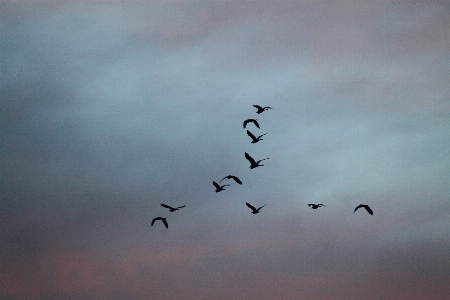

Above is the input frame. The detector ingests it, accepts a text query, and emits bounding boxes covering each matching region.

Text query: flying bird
[213,181,230,192]
[308,204,325,209]
[151,217,168,228]
[220,175,242,185]
[246,202,267,214]
[247,130,267,144]
[160,204,186,212]
[245,152,269,169]
[354,204,373,215]
[253,105,272,114]
[243,119,260,129]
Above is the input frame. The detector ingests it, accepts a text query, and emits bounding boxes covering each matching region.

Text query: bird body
[354,204,373,215]
[245,152,269,169]
[246,202,267,214]
[243,119,260,129]
[160,204,186,212]
[220,175,242,185]
[253,105,272,114]
[151,217,168,228]
[247,130,267,144]
[213,181,230,192]
[308,204,324,209]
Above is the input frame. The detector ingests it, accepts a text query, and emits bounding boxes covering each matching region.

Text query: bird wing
[252,119,260,128]
[230,176,242,185]
[246,202,257,212]
[160,204,173,209]
[364,205,373,215]
[246,130,257,141]
[257,133,268,139]
[257,204,267,211]
[245,152,256,165]
[354,204,364,213]
[308,204,314,207]
[176,205,186,209]
[264,106,272,109]
[213,181,220,189]
[243,119,250,128]
[253,105,262,110]
[151,217,160,226]
[318,204,325,206]
[161,218,168,228]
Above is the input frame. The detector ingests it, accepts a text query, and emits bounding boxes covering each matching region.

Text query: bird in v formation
[253,105,272,114]
[246,202,267,214]
[243,118,260,129]
[308,204,324,209]
[245,152,269,169]
[151,217,168,228]
[247,130,267,144]
[354,204,373,215]
[160,204,186,212]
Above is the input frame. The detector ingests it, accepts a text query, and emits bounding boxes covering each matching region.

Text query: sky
[1,1,449,299]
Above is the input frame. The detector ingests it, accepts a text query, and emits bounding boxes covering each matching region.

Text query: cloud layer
[1,1,449,299]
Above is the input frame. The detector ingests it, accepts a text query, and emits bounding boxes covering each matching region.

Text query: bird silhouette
[220,175,242,185]
[243,119,260,129]
[246,202,267,214]
[245,152,269,169]
[354,204,373,215]
[247,130,267,144]
[253,105,272,114]
[213,181,230,192]
[151,217,168,228]
[160,204,186,212]
[308,204,325,209]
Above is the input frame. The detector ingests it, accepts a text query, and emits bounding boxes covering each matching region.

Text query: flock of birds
[151,105,373,229]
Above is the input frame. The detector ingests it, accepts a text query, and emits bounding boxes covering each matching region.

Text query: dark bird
[245,152,269,169]
[213,181,230,192]
[151,217,168,228]
[308,204,325,209]
[220,175,242,185]
[253,105,272,114]
[246,202,267,214]
[243,119,260,129]
[354,204,373,215]
[247,130,267,144]
[160,204,186,212]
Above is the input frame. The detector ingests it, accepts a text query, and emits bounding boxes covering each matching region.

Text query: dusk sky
[1,1,450,299]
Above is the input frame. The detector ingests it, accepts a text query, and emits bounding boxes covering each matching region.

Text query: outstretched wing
[364,205,373,215]
[308,204,314,207]
[354,204,364,213]
[243,119,250,128]
[161,218,169,228]
[151,217,160,226]
[253,104,263,110]
[252,119,260,129]
[176,205,186,209]
[247,130,257,141]
[246,202,257,212]
[245,152,256,165]
[213,181,221,189]
[160,204,173,209]
[257,204,267,211]
[257,133,268,139]
[230,176,242,185]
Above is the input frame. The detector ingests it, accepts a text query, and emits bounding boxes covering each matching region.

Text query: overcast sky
[1,1,450,299]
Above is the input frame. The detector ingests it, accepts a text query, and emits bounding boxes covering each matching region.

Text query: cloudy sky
[1,1,449,299]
